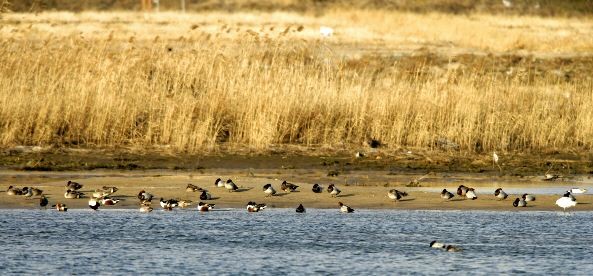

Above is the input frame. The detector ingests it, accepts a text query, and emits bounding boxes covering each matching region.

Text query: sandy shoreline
[1,171,592,211]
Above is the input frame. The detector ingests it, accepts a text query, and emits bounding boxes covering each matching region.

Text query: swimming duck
[225,179,239,192]
[65,181,83,190]
[280,181,299,192]
[215,178,225,188]
[52,203,67,212]
[327,184,341,197]
[6,186,21,196]
[198,202,215,212]
[22,187,33,198]
[186,184,203,192]
[338,202,354,213]
[556,192,577,212]
[296,204,306,213]
[513,198,527,207]
[494,188,508,200]
[64,189,84,199]
[387,189,408,202]
[457,185,468,197]
[199,190,212,200]
[139,203,153,213]
[312,184,323,193]
[100,197,120,206]
[441,189,454,201]
[88,198,100,210]
[138,190,153,203]
[522,194,536,202]
[430,241,445,249]
[570,188,587,194]
[466,188,477,200]
[246,201,267,212]
[263,184,277,197]
[178,200,192,208]
[40,195,49,208]
[445,245,463,252]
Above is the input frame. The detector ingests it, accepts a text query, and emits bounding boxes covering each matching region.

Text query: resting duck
[139,203,153,213]
[466,188,477,200]
[441,189,454,201]
[387,189,408,202]
[186,184,203,192]
[160,198,179,211]
[494,188,508,200]
[312,184,323,193]
[280,181,299,192]
[65,181,83,190]
[64,189,84,199]
[246,201,267,212]
[199,190,212,200]
[92,190,111,199]
[225,179,239,192]
[22,187,33,198]
[30,188,43,196]
[198,202,215,212]
[39,195,49,208]
[457,185,468,197]
[6,186,22,196]
[430,241,445,249]
[513,198,527,207]
[338,202,354,213]
[101,197,120,206]
[101,186,118,194]
[327,184,341,197]
[263,184,277,197]
[570,188,587,194]
[296,204,306,213]
[178,200,193,208]
[522,194,536,202]
[215,178,225,188]
[445,245,463,252]
[88,198,100,210]
[52,203,68,212]
[138,190,153,203]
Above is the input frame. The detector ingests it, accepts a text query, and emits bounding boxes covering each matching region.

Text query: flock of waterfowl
[4,178,588,214]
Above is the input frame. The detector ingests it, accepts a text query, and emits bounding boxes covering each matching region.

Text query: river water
[0,209,591,275]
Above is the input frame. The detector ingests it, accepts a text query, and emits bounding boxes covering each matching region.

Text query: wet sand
[1,170,591,211]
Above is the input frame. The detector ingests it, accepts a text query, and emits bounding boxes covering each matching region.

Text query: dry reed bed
[0,12,592,154]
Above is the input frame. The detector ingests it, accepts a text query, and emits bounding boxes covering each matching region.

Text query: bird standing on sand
[466,188,477,200]
[328,184,341,197]
[338,202,354,213]
[387,189,408,202]
[225,179,239,192]
[522,194,536,202]
[138,190,153,203]
[263,184,277,197]
[312,184,323,193]
[296,204,306,213]
[215,178,225,188]
[281,181,299,192]
[556,192,577,212]
[200,190,212,200]
[40,195,48,208]
[494,188,508,200]
[441,189,454,201]
[457,185,468,198]
[513,198,527,207]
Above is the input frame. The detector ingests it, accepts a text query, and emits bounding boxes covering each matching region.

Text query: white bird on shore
[570,188,587,194]
[319,26,334,37]
[493,152,499,164]
[556,192,577,212]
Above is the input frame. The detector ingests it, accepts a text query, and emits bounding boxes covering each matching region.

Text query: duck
[556,192,577,212]
[39,195,49,208]
[52,203,67,212]
[338,202,354,213]
[466,188,477,200]
[6,186,21,196]
[570,188,587,194]
[430,241,445,249]
[263,184,277,197]
[566,192,577,201]
[327,184,341,197]
[522,194,536,202]
[296,204,306,213]
[387,189,408,202]
[160,198,179,211]
[199,190,212,200]
[198,202,215,212]
[30,187,43,196]
[101,186,118,194]
[178,200,193,208]
[246,201,267,212]
[280,181,299,192]
[445,245,463,252]
[139,203,153,213]
[225,179,239,192]
[543,174,560,181]
[100,197,120,206]
[88,198,100,210]
[138,190,153,203]
[494,188,508,200]
[92,190,111,199]
[64,189,84,199]
[441,189,454,201]
[186,184,203,192]
[457,185,468,198]
[513,198,527,207]
[312,184,323,193]
[65,181,83,190]
[215,178,225,188]
[22,187,33,198]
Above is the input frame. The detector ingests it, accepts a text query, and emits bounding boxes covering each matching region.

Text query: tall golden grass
[0,11,592,153]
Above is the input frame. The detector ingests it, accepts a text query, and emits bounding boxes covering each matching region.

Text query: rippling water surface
[1,209,592,275]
